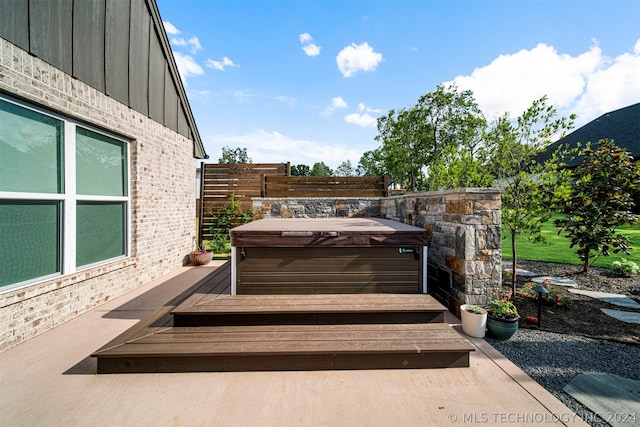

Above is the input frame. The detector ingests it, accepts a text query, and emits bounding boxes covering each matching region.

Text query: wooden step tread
[93,323,474,373]
[174,293,445,314]
[172,293,446,326]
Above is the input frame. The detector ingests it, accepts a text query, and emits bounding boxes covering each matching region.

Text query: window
[0,96,129,290]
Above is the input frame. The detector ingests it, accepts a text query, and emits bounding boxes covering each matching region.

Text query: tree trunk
[583,252,590,273]
[511,235,517,297]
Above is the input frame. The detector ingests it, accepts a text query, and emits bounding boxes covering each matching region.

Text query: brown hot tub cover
[230,218,429,248]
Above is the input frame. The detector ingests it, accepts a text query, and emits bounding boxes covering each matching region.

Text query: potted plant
[189,242,213,266]
[460,304,488,338]
[486,299,520,340]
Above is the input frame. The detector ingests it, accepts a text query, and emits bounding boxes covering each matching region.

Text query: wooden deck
[92,261,474,373]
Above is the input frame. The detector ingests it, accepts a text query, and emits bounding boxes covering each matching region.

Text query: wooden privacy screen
[199,163,290,241]
[199,162,389,242]
[263,175,389,198]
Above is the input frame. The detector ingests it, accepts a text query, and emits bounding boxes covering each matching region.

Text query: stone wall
[0,38,197,351]
[253,198,381,219]
[381,189,502,307]
[252,188,502,309]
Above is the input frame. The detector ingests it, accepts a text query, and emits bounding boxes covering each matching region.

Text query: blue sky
[157,0,640,168]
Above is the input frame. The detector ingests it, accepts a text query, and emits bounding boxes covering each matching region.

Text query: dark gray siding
[164,67,178,131]
[148,30,165,124]
[105,0,131,105]
[29,0,73,73]
[129,0,150,116]
[0,0,206,159]
[178,101,190,138]
[73,0,106,92]
[0,0,29,50]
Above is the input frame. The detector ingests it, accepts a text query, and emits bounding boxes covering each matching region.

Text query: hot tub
[229,218,428,295]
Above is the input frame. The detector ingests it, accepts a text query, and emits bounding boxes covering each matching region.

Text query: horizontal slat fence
[199,163,290,242]
[264,175,389,198]
[199,162,389,243]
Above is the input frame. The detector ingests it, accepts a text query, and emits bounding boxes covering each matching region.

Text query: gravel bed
[486,329,640,427]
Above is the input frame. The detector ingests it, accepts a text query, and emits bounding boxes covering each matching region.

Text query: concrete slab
[501,261,538,277]
[564,373,640,427]
[600,308,640,324]
[532,276,578,288]
[569,289,640,309]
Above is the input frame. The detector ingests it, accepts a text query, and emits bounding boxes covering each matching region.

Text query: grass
[502,217,640,268]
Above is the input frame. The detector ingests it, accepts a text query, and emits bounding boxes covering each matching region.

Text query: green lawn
[502,218,640,268]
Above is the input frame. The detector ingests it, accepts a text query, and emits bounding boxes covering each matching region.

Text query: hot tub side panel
[235,246,424,294]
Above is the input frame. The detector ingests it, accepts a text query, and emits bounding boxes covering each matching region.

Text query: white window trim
[0,95,131,293]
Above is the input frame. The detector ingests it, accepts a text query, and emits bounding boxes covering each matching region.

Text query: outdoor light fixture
[532,285,550,328]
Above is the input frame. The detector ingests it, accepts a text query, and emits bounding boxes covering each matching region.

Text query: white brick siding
[0,38,197,351]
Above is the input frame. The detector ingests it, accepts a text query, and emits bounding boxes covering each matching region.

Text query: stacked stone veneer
[0,39,197,351]
[252,188,501,308]
[253,198,381,219]
[381,188,502,307]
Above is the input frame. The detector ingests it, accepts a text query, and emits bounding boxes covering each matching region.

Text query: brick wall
[0,38,197,351]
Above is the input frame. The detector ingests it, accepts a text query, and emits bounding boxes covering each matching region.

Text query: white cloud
[299,33,313,44]
[206,56,238,71]
[171,37,187,47]
[302,44,321,57]
[163,21,180,35]
[275,96,298,107]
[446,40,640,124]
[205,129,363,168]
[322,96,349,116]
[343,103,381,127]
[172,36,202,54]
[300,33,321,57]
[571,39,640,121]
[336,42,383,77]
[232,90,253,104]
[187,36,202,54]
[333,97,348,109]
[172,51,204,82]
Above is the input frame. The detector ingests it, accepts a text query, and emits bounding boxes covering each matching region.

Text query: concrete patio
[0,261,588,426]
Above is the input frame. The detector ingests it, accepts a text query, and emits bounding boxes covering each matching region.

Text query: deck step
[94,323,474,373]
[172,294,447,326]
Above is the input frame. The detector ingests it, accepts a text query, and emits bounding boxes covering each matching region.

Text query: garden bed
[507,260,640,345]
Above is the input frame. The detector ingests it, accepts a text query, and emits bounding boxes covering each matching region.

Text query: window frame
[0,94,131,292]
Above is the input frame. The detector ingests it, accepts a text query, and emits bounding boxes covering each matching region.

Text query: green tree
[219,146,251,164]
[357,148,386,176]
[335,160,357,176]
[427,143,493,190]
[555,139,640,272]
[485,96,575,293]
[310,162,333,176]
[290,164,310,176]
[374,84,486,191]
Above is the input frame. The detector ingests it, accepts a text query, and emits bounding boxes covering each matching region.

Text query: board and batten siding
[0,0,204,158]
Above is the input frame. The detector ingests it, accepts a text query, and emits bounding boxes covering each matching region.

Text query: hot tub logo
[398,247,415,254]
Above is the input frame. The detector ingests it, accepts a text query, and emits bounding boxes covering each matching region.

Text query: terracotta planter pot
[487,315,519,340]
[189,250,213,266]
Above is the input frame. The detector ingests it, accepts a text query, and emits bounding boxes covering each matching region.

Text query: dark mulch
[504,260,640,346]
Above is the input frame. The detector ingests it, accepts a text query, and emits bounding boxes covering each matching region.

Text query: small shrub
[502,269,513,285]
[487,299,519,319]
[465,305,484,314]
[610,258,640,277]
[521,280,572,308]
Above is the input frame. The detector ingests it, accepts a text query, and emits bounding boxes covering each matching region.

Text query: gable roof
[0,0,207,159]
[538,103,639,167]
